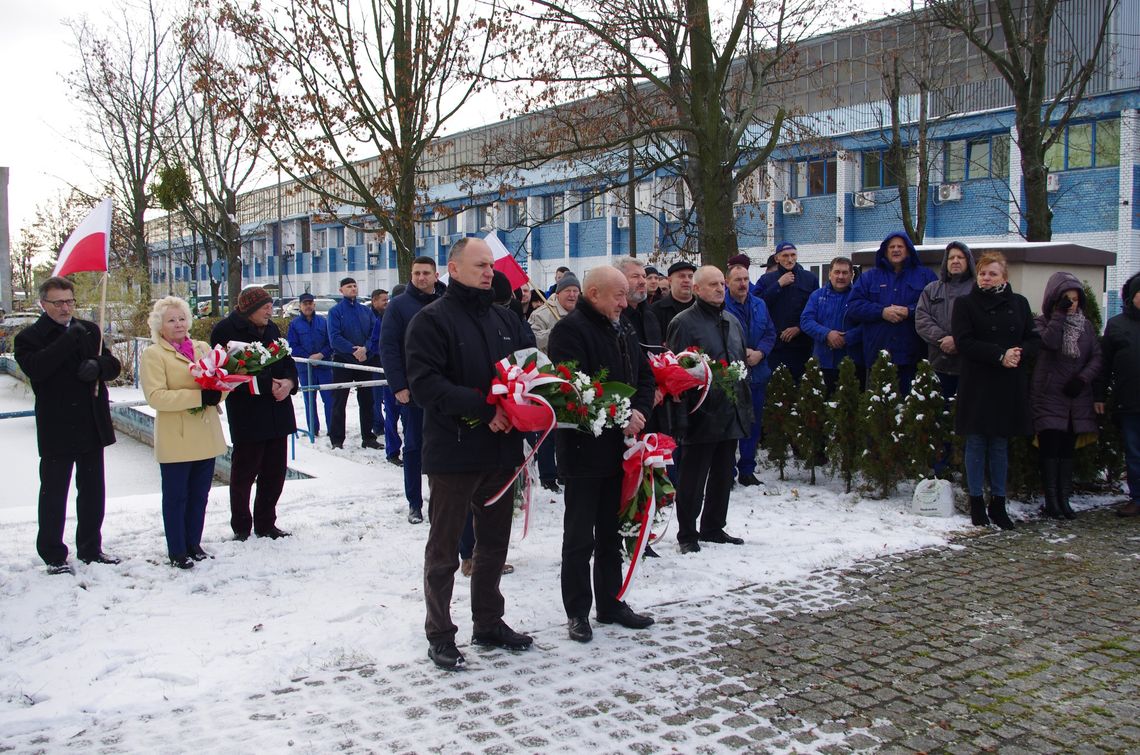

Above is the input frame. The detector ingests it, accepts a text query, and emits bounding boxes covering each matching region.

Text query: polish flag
[52,198,113,277]
[485,232,529,290]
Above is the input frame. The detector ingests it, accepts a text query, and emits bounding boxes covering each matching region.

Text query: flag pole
[97,271,108,355]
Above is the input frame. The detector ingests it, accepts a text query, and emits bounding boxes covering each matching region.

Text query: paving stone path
[5,506,1138,753]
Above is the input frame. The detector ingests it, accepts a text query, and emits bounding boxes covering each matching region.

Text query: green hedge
[189,316,293,343]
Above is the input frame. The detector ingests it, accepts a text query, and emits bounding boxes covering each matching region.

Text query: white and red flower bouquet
[616,432,677,599]
[189,338,293,397]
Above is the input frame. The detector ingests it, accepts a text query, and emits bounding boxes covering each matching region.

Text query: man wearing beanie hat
[529,272,580,350]
[753,242,818,381]
[210,286,299,540]
[1096,272,1140,517]
[327,277,381,451]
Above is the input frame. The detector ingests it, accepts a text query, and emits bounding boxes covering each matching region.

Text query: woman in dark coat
[1031,272,1103,519]
[951,252,1040,529]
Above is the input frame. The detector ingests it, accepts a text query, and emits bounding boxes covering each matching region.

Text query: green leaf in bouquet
[601,381,636,399]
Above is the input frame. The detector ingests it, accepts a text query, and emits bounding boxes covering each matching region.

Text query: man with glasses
[15,277,122,574]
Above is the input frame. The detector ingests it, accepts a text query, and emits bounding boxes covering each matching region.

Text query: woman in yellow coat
[141,296,228,568]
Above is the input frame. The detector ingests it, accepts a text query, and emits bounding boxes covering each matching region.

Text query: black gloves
[201,390,223,407]
[1062,376,1085,399]
[67,320,87,341]
[77,358,101,382]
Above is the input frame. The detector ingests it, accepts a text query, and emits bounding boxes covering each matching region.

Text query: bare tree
[928,0,1120,241]
[478,0,828,268]
[67,1,176,294]
[216,0,502,280]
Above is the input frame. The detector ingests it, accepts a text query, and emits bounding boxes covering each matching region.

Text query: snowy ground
[0,372,1086,751]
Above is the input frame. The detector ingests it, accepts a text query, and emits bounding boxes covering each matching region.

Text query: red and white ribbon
[617,432,677,601]
[189,345,258,394]
[649,349,712,413]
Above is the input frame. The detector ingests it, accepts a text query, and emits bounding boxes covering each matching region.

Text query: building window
[795,156,837,197]
[539,194,564,223]
[861,150,913,189]
[506,201,527,228]
[944,133,1010,182]
[1044,118,1120,172]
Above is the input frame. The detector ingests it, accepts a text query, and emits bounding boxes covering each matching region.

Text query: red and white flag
[52,198,113,277]
[484,232,529,290]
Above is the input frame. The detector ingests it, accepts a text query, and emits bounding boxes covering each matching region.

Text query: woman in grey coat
[915,241,976,399]
[1031,272,1103,519]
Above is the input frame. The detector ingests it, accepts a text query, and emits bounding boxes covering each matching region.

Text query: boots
[1057,458,1077,520]
[969,495,989,526]
[1039,459,1062,519]
[988,495,1016,530]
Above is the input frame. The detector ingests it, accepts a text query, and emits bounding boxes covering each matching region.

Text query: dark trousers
[401,404,425,510]
[330,355,377,446]
[160,458,215,558]
[37,450,105,564]
[534,431,557,483]
[424,469,515,644]
[737,381,769,477]
[769,346,809,383]
[675,439,737,544]
[229,436,288,536]
[561,474,624,619]
[372,386,402,457]
[298,364,334,435]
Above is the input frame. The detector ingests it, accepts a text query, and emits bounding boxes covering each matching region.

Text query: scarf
[171,339,196,361]
[979,282,1007,294]
[1061,309,1086,359]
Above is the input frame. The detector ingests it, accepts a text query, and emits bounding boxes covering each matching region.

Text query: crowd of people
[12,231,1140,671]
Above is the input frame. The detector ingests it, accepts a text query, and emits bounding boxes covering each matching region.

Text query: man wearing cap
[327,277,380,450]
[645,266,664,305]
[286,293,334,437]
[651,260,697,336]
[368,288,402,465]
[210,286,299,540]
[382,256,447,524]
[754,242,819,382]
[529,273,580,351]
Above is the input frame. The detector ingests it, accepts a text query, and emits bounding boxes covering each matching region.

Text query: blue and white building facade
[147,0,1140,315]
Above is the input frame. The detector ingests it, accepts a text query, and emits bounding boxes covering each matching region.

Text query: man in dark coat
[405,237,536,671]
[651,260,697,336]
[753,242,819,382]
[15,276,122,573]
[210,286,299,540]
[1096,272,1140,517]
[326,277,379,450]
[666,266,753,554]
[381,256,446,524]
[548,266,657,643]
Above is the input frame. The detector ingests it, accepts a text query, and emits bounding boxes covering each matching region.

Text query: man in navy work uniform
[286,293,334,436]
[327,277,380,450]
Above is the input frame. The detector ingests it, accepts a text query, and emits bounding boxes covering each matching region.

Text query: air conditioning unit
[1046,173,1060,193]
[853,191,876,209]
[937,183,963,202]
[782,198,803,216]
[312,247,322,258]
[340,247,348,261]
[616,215,630,228]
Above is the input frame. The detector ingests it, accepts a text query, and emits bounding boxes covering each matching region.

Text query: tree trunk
[1018,115,1053,241]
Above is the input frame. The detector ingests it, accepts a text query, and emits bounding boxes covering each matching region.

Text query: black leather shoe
[541,479,562,493]
[170,555,195,570]
[568,616,593,643]
[597,603,654,629]
[362,438,382,450]
[471,622,533,651]
[255,527,292,539]
[189,546,212,561]
[46,561,73,575]
[428,642,466,670]
[79,552,121,565]
[234,532,250,542]
[388,454,403,467]
[738,473,762,487]
[331,442,344,450]
[679,541,701,554]
[408,509,424,524]
[643,545,660,558]
[699,530,744,545]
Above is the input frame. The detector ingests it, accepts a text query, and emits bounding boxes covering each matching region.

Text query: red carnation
[237,359,246,367]
[593,382,603,396]
[608,404,617,417]
[567,401,577,411]
[718,359,728,368]
[557,365,572,379]
[578,405,588,416]
[559,382,573,394]
[269,343,279,353]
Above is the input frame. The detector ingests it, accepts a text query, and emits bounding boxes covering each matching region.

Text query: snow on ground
[0,372,1019,749]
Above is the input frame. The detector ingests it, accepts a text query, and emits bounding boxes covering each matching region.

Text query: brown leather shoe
[460,558,473,577]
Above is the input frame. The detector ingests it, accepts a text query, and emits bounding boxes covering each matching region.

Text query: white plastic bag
[911,478,954,517]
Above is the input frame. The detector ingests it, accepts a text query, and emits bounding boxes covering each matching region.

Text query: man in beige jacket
[529,273,580,350]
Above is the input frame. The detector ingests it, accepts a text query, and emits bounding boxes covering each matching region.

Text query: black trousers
[561,474,624,620]
[423,469,515,644]
[330,355,378,446]
[675,439,737,544]
[37,450,106,564]
[229,436,288,536]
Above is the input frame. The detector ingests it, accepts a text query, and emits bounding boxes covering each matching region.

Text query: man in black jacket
[651,260,697,336]
[210,286,299,540]
[15,277,122,574]
[406,238,536,670]
[666,266,753,554]
[549,266,656,643]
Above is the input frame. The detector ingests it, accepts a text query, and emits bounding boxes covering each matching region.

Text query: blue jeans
[737,377,769,477]
[298,364,334,435]
[1120,413,1140,504]
[400,403,424,511]
[964,434,1008,498]
[160,458,215,558]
